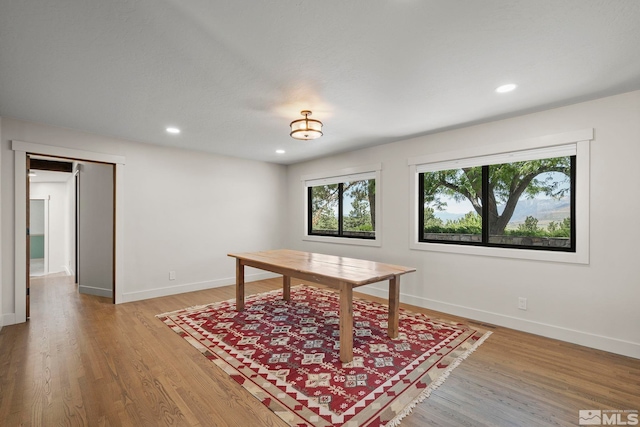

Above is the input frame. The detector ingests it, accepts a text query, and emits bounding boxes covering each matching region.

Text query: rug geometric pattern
[157,285,490,427]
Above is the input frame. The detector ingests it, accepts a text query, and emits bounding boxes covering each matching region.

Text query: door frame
[12,140,126,324]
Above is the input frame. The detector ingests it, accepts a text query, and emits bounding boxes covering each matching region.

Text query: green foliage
[424,211,482,234]
[545,217,571,238]
[310,179,375,233]
[424,210,571,240]
[504,216,571,238]
[423,206,443,229]
[310,184,339,231]
[343,198,371,231]
[515,215,539,235]
[422,167,483,212]
[314,212,338,231]
[489,158,571,203]
[422,156,571,235]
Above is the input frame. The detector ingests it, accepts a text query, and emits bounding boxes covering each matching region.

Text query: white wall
[29,199,45,235]
[1,117,288,316]
[285,90,640,359]
[30,182,71,273]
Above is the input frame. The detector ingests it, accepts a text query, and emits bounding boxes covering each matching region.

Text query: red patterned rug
[157,285,490,426]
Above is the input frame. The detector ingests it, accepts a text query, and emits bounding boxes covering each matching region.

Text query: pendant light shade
[290,110,323,140]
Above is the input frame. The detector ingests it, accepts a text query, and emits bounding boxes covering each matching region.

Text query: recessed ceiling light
[166,127,181,134]
[496,84,517,93]
[276,149,286,154]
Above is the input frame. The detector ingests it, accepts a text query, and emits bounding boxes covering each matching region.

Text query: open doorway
[28,163,74,279]
[12,140,125,324]
[26,155,115,318]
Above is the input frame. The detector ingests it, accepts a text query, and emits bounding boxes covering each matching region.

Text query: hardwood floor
[0,274,638,426]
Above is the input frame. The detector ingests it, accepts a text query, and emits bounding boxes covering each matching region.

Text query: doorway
[12,140,125,324]
[28,161,75,280]
[25,154,116,318]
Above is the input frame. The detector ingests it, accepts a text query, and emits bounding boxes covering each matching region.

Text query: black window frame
[418,155,576,252]
[307,181,376,240]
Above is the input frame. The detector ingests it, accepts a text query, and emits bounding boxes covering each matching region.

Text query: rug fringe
[384,330,493,427]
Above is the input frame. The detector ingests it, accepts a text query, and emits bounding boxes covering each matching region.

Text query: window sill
[303,234,382,247]
[409,240,588,264]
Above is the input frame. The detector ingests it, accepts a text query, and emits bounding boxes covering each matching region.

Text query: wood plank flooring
[0,273,638,426]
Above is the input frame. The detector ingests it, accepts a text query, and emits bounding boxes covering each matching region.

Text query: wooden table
[227,249,416,363]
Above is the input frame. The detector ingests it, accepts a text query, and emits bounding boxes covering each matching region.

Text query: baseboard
[121,271,279,303]
[2,312,17,327]
[357,285,640,360]
[47,267,68,275]
[78,285,113,299]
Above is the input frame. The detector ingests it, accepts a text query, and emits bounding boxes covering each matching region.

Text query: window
[309,178,375,239]
[303,164,381,246]
[419,153,575,251]
[408,129,593,264]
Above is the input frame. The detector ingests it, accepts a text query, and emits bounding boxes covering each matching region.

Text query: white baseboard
[121,271,278,303]
[78,285,113,298]
[2,312,17,327]
[357,285,640,360]
[47,266,68,275]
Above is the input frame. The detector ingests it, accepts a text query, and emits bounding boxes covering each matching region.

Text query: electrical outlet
[169,270,176,280]
[518,297,527,310]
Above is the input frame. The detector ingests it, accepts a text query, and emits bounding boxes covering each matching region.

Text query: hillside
[434,196,570,225]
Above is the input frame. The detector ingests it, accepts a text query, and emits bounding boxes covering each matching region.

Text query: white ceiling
[1,1,639,165]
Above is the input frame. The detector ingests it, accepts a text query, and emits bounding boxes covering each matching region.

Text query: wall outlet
[169,270,176,280]
[518,297,527,310]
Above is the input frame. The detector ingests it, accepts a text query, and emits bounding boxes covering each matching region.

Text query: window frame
[302,164,382,247]
[408,129,593,264]
[418,155,576,252]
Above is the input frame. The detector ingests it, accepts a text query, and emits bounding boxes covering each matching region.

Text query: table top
[228,249,416,286]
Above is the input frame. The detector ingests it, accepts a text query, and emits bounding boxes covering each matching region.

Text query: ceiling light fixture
[166,127,181,134]
[276,149,285,154]
[496,83,517,93]
[290,110,323,140]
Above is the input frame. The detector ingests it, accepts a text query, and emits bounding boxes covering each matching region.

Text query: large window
[409,129,593,264]
[419,153,575,251]
[303,165,381,246]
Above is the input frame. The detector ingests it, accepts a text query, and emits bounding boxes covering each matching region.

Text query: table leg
[339,282,354,363]
[236,258,245,311]
[283,275,291,301]
[388,275,400,338]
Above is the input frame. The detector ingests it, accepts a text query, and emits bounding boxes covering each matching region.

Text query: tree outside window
[309,179,375,239]
[419,156,575,251]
